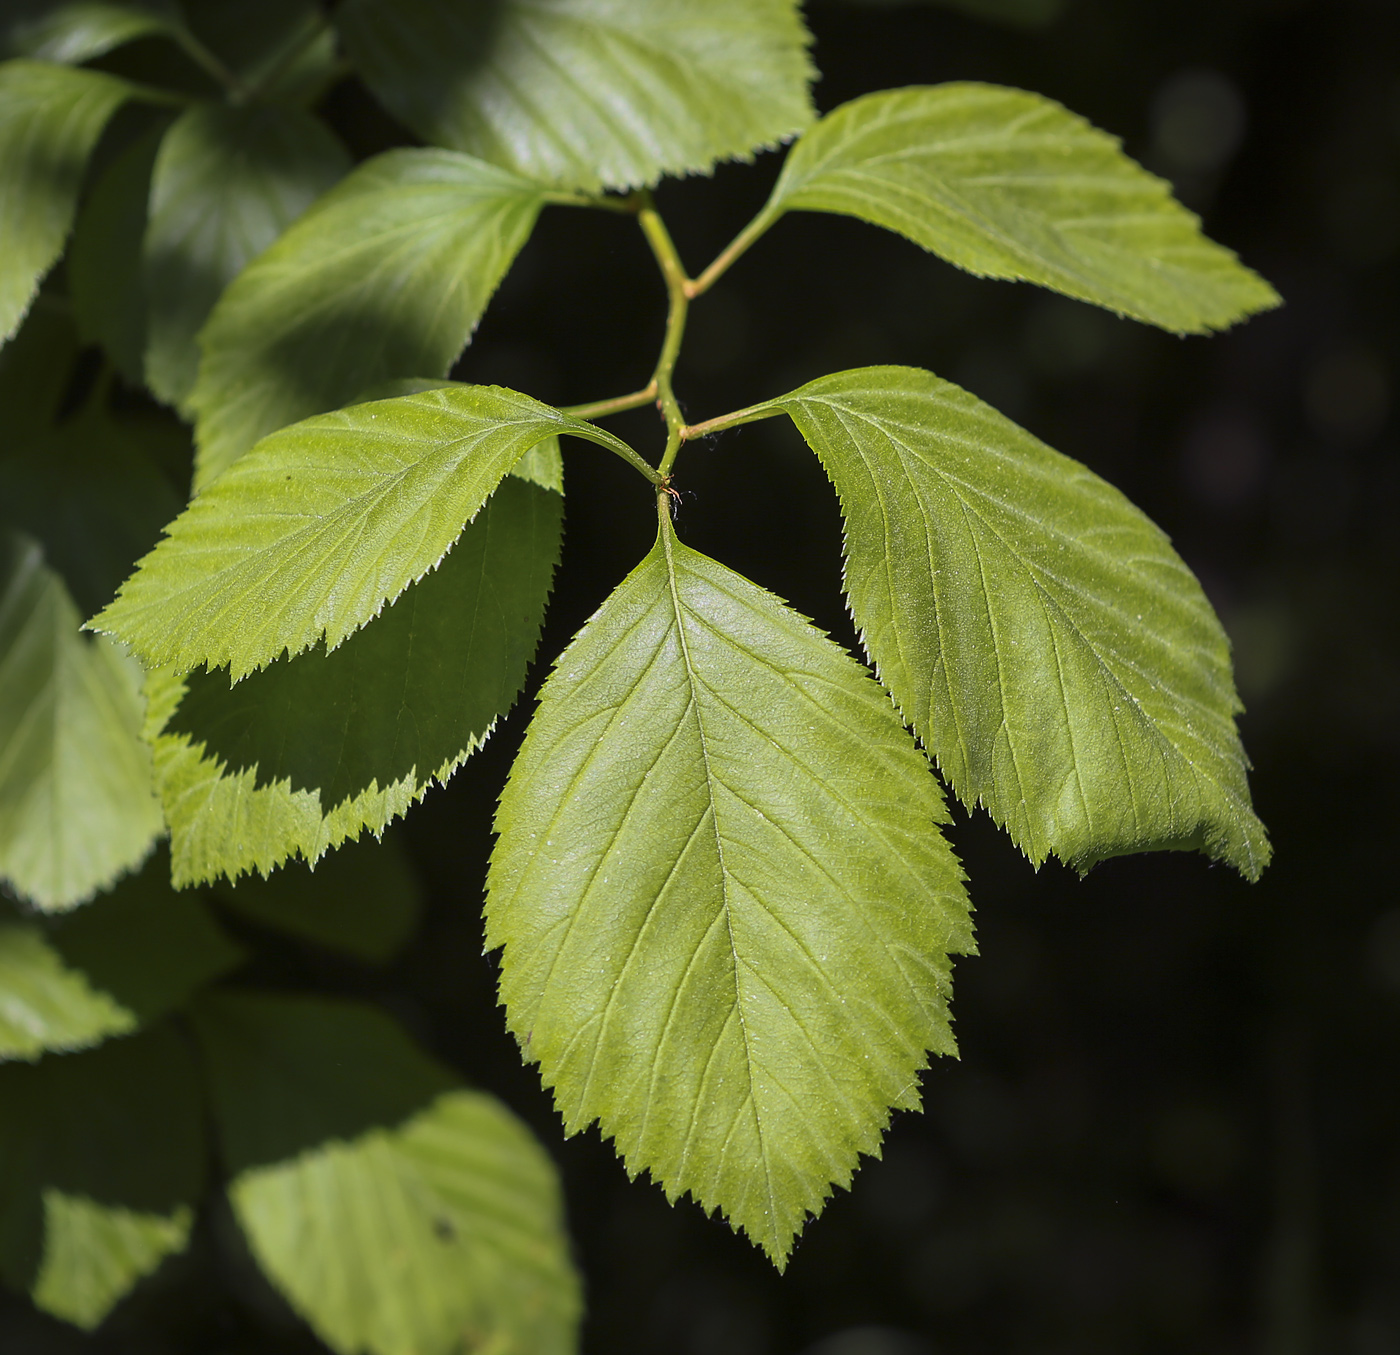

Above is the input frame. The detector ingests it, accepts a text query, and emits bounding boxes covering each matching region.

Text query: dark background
[4,0,1397,1350]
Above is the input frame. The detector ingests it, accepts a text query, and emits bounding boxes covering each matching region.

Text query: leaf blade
[337,0,816,192]
[487,526,971,1264]
[758,365,1269,877]
[763,83,1278,333]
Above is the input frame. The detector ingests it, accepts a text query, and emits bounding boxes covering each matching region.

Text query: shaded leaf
[754,366,1269,876]
[760,83,1278,333]
[2,1,178,65]
[188,150,550,485]
[0,534,162,912]
[193,991,581,1355]
[0,297,80,446]
[146,471,562,885]
[0,59,132,344]
[94,385,615,680]
[337,0,815,192]
[0,1024,202,1329]
[0,856,242,1061]
[211,832,421,963]
[487,522,972,1265]
[143,102,350,408]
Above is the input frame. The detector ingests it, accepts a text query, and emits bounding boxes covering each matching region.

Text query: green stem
[636,194,692,480]
[241,11,334,103]
[563,383,658,421]
[686,206,781,299]
[170,21,248,101]
[545,190,640,215]
[681,401,785,441]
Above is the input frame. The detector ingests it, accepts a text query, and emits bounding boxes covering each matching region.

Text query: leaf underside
[488,525,972,1265]
[766,83,1279,333]
[193,991,581,1355]
[145,470,563,886]
[187,149,549,485]
[758,366,1269,877]
[0,534,163,912]
[337,0,817,191]
[0,60,131,345]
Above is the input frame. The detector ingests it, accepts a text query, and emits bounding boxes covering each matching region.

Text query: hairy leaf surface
[754,366,1268,876]
[488,524,972,1264]
[95,385,613,679]
[0,535,162,911]
[188,150,549,484]
[761,84,1278,333]
[337,0,815,192]
[0,864,241,1060]
[143,102,350,408]
[0,1025,202,1329]
[144,471,562,884]
[0,60,131,344]
[193,992,581,1355]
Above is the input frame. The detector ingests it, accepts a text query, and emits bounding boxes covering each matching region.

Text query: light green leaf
[754,366,1269,877]
[0,858,242,1061]
[67,122,165,386]
[760,83,1278,333]
[0,534,162,912]
[3,1,178,65]
[486,522,972,1266]
[0,59,132,345]
[211,833,421,963]
[145,472,562,886]
[337,0,815,192]
[192,991,581,1355]
[95,385,618,680]
[188,150,550,485]
[143,102,350,409]
[0,1024,202,1329]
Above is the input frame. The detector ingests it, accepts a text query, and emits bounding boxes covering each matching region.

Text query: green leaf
[142,102,350,409]
[0,1024,203,1329]
[187,150,551,486]
[0,297,80,446]
[192,991,581,1355]
[3,1,179,65]
[0,59,132,345]
[95,384,622,680]
[0,857,242,1061]
[67,121,165,386]
[211,832,421,963]
[145,471,562,886]
[486,522,972,1266]
[337,0,815,192]
[754,365,1269,877]
[760,83,1278,334]
[0,534,163,912]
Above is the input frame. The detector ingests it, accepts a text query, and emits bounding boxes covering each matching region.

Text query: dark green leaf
[0,59,132,344]
[0,297,80,446]
[187,150,550,485]
[0,534,163,911]
[0,1024,203,1329]
[487,521,972,1265]
[755,366,1269,876]
[2,1,179,65]
[337,0,815,192]
[146,472,562,885]
[192,991,581,1355]
[95,385,620,680]
[142,102,350,409]
[760,83,1278,333]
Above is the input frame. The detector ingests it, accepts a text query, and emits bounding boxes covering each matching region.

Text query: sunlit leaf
[750,366,1269,876]
[2,1,178,65]
[337,0,815,192]
[0,1024,202,1329]
[0,60,132,344]
[760,83,1278,333]
[0,534,162,912]
[487,522,972,1265]
[193,991,581,1355]
[188,150,550,485]
[0,858,242,1060]
[143,102,349,408]
[145,470,563,885]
